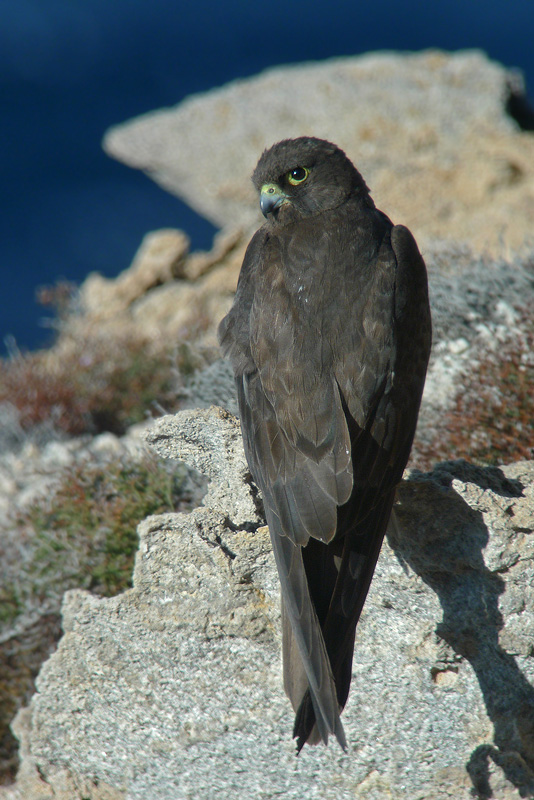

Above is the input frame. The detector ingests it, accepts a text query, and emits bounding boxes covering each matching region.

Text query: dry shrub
[0,331,178,436]
[413,310,534,468]
[24,453,188,596]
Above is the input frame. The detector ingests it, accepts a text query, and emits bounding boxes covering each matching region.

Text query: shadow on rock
[390,460,534,799]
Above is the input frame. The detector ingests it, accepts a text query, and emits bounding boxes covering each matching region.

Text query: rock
[1,705,123,800]
[104,50,534,254]
[182,227,243,281]
[127,241,243,347]
[145,406,259,528]
[69,227,245,357]
[182,357,238,416]
[81,230,190,318]
[4,407,534,800]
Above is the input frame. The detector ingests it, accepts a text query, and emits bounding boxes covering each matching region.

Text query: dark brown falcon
[218,137,431,751]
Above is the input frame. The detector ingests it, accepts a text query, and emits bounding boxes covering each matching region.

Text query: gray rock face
[5,407,534,800]
[145,406,256,527]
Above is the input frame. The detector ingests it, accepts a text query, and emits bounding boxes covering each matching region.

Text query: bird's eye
[287,166,309,186]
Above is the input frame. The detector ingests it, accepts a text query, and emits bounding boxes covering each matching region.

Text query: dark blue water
[1,0,533,352]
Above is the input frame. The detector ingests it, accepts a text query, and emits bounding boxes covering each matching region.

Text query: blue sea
[1,0,533,353]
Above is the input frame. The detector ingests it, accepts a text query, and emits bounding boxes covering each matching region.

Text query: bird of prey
[218,137,431,751]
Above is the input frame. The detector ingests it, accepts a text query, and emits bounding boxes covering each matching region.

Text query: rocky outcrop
[3,50,534,798]
[104,50,534,254]
[3,407,534,800]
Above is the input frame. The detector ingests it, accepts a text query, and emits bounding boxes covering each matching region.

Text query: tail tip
[294,718,347,754]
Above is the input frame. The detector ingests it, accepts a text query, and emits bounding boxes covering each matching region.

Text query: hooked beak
[260,183,287,218]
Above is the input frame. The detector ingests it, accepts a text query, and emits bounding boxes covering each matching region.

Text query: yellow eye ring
[287,166,309,186]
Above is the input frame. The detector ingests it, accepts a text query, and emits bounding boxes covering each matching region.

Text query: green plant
[0,582,23,627]
[0,453,189,783]
[25,454,187,597]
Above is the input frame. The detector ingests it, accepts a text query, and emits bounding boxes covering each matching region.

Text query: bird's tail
[281,598,347,750]
[270,521,347,752]
[290,490,396,750]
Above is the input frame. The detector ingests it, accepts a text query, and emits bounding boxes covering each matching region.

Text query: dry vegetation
[413,308,534,469]
[0,332,176,436]
[0,283,203,783]
[0,280,213,439]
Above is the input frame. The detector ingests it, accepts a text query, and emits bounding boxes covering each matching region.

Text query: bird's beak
[260,183,287,218]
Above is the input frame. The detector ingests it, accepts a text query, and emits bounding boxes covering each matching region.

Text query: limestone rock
[1,707,124,800]
[104,50,534,254]
[70,226,245,355]
[81,229,190,319]
[145,406,260,529]
[182,227,243,281]
[4,408,534,800]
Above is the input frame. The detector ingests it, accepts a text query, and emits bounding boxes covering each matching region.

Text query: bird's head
[251,137,371,225]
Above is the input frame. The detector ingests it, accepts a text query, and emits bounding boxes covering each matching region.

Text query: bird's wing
[220,224,356,546]
[218,217,430,749]
[236,365,348,748]
[220,225,355,746]
[292,221,431,747]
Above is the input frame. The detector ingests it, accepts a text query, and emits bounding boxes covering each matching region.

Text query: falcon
[218,137,431,751]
